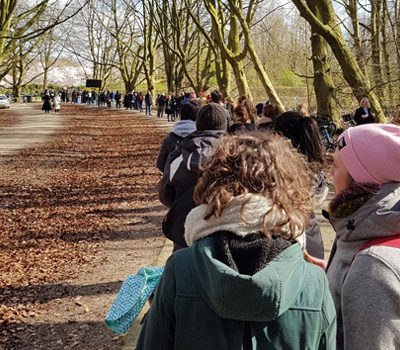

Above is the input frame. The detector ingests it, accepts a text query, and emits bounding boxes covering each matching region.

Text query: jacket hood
[179,130,225,172]
[190,238,308,322]
[330,182,400,242]
[171,120,196,138]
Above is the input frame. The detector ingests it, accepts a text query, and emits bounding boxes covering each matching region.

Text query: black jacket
[354,107,375,125]
[158,130,225,246]
[228,123,256,134]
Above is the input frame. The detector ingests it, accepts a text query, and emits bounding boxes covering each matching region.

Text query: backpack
[157,137,183,207]
[157,137,197,248]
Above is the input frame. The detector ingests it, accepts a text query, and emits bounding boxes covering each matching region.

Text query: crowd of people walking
[137,91,400,350]
[39,84,400,349]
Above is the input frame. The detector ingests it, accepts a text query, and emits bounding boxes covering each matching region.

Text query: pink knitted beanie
[337,124,400,185]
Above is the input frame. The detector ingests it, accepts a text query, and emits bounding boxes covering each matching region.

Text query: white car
[0,94,10,109]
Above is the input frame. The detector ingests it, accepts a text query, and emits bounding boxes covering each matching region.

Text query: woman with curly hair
[137,132,336,350]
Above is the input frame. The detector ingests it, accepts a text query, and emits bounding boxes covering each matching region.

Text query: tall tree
[308,0,338,120]
[292,0,386,122]
[141,0,159,92]
[225,0,284,110]
[0,0,86,66]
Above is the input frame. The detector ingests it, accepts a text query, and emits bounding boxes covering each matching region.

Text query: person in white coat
[54,94,61,114]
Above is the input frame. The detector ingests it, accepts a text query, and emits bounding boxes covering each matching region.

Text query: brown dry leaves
[0,105,166,341]
[0,108,20,129]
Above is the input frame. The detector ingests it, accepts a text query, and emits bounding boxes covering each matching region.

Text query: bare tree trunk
[347,0,368,76]
[370,0,385,101]
[291,0,386,122]
[308,0,338,121]
[226,0,284,109]
[43,68,49,91]
[381,0,393,103]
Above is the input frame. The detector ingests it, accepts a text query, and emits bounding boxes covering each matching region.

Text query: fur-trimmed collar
[184,194,305,248]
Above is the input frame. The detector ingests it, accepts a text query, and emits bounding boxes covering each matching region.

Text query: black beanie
[196,103,227,131]
[180,99,203,121]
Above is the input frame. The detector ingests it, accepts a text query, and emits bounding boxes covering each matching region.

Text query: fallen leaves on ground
[0,104,166,347]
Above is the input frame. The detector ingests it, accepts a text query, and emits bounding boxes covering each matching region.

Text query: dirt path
[0,104,64,155]
[0,104,173,350]
[0,103,336,350]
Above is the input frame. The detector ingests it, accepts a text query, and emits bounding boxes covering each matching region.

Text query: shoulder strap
[352,234,400,264]
[359,234,400,252]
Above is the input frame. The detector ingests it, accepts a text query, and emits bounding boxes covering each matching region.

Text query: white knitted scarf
[184,194,305,248]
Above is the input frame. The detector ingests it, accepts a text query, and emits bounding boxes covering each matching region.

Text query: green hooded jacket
[136,237,336,350]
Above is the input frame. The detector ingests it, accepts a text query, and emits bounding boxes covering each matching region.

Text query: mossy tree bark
[308,0,338,121]
[142,0,159,93]
[203,0,252,98]
[292,0,386,122]
[186,0,232,96]
[226,0,284,110]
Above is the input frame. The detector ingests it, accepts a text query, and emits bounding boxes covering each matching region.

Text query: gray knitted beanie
[196,102,227,131]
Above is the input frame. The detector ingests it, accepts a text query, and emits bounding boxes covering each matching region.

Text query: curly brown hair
[194,132,315,240]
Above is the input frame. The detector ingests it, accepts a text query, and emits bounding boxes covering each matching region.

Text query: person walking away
[353,97,376,125]
[109,90,115,108]
[274,112,327,260]
[133,91,138,110]
[115,91,121,108]
[237,95,258,127]
[165,93,176,122]
[258,104,282,130]
[158,103,227,251]
[138,131,336,350]
[145,90,152,115]
[156,99,202,172]
[326,124,400,350]
[228,104,256,134]
[175,92,184,120]
[225,96,234,124]
[211,89,231,129]
[137,92,144,112]
[157,93,166,119]
[54,93,61,114]
[41,90,51,114]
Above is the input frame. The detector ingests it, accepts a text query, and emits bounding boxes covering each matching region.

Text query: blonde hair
[360,97,369,107]
[297,103,309,117]
[194,132,315,240]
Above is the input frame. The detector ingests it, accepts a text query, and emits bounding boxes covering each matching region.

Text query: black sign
[86,79,102,88]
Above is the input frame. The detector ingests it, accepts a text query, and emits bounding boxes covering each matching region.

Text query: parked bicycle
[311,114,337,153]
[340,113,356,129]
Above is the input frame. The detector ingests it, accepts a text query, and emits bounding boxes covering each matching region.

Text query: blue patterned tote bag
[105,266,165,334]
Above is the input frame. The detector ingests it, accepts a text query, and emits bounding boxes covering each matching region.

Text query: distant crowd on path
[134,91,400,350]
[41,89,60,114]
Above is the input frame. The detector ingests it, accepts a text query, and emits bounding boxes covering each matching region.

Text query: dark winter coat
[157,94,166,107]
[165,98,176,115]
[145,93,152,105]
[354,107,376,125]
[158,130,225,247]
[136,235,336,350]
[228,123,256,134]
[41,95,51,111]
